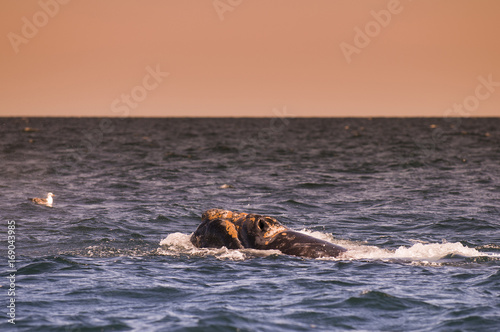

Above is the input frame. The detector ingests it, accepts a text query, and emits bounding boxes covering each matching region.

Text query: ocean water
[1,117,500,331]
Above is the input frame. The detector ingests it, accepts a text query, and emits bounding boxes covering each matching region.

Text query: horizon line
[2,115,500,119]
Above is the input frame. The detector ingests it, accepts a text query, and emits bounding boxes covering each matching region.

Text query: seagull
[29,193,55,207]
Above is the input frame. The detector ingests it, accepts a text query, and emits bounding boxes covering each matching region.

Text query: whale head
[191,209,347,258]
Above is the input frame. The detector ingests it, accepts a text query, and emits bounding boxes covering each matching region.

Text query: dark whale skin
[191,209,347,259]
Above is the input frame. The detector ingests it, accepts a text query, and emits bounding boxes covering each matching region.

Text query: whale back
[191,209,347,258]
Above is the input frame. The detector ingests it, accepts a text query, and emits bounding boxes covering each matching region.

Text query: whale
[190,209,347,259]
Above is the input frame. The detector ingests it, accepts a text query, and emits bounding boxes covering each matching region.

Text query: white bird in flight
[29,192,55,207]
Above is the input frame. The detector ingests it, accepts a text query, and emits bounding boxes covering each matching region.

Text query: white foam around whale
[296,229,497,263]
[158,230,499,263]
[158,233,281,260]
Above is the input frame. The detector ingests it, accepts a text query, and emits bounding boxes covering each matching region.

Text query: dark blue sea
[1,117,500,331]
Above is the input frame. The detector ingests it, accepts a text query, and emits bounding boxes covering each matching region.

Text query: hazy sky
[1,0,499,117]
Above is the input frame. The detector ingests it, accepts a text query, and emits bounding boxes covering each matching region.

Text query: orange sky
[1,0,499,117]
